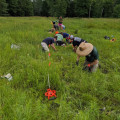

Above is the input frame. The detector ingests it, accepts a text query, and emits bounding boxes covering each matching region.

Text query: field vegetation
[0,17,120,120]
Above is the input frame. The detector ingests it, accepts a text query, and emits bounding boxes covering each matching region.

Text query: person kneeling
[76,42,99,72]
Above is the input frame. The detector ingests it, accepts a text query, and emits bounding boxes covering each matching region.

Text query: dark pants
[54,25,59,30]
[56,41,66,46]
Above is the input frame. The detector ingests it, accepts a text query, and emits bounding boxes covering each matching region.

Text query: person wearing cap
[54,31,59,35]
[70,35,87,52]
[41,36,57,52]
[76,42,99,72]
[60,32,70,43]
[55,33,66,46]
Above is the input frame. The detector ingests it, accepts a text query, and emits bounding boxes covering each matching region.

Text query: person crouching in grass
[76,42,99,72]
[70,35,87,52]
[52,21,59,31]
[41,36,57,52]
[60,32,70,44]
[55,33,66,46]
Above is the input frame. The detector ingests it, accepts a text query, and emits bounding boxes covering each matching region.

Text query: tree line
[0,0,120,18]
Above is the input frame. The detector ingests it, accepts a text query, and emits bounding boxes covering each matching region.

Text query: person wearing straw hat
[70,35,87,52]
[76,42,99,72]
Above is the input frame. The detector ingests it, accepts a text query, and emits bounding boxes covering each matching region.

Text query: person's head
[69,35,74,40]
[54,36,57,41]
[59,16,62,19]
[76,42,93,57]
[52,21,55,25]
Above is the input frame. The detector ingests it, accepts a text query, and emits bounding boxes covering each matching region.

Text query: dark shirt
[86,46,99,62]
[54,24,59,30]
[62,33,69,38]
[42,37,54,45]
[73,37,87,46]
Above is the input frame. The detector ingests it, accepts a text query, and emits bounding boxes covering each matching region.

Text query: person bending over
[41,36,57,52]
[70,35,87,52]
[76,42,99,72]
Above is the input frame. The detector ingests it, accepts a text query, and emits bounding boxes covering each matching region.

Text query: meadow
[0,17,120,120]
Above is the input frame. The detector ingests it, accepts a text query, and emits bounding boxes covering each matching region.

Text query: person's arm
[51,43,56,51]
[89,60,98,66]
[76,55,80,66]
[73,46,77,52]
[77,55,80,61]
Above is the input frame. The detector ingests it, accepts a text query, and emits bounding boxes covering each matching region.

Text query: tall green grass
[0,17,120,120]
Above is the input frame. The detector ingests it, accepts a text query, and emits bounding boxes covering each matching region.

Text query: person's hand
[73,48,76,52]
[54,49,57,52]
[87,64,91,67]
[76,61,79,66]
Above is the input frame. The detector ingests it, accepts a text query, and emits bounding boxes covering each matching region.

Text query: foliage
[0,0,120,17]
[6,0,18,16]
[41,1,49,16]
[0,0,8,16]
[6,0,33,16]
[113,4,120,18]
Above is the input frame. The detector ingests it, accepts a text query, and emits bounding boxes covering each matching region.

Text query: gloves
[76,61,79,66]
[87,64,91,67]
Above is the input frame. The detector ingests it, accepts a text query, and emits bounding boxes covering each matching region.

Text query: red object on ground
[45,89,57,100]
[49,44,50,47]
[48,53,51,57]
[49,62,51,66]
[88,64,91,67]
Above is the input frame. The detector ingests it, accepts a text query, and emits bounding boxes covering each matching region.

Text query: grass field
[0,17,120,120]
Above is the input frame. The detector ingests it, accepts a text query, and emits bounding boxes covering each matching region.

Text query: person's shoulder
[74,37,77,40]
[64,33,67,34]
[47,37,54,40]
[93,46,98,53]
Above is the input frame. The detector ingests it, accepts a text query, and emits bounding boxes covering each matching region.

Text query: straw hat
[76,42,93,56]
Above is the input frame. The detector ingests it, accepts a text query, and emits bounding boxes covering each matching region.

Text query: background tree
[66,0,75,17]
[41,0,49,16]
[24,0,33,16]
[75,0,89,17]
[48,0,67,17]
[33,0,42,16]
[113,4,120,18]
[0,0,8,16]
[6,0,18,16]
[102,0,114,17]
[91,0,104,18]
[88,0,96,18]
[1,0,120,18]
[17,0,33,16]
